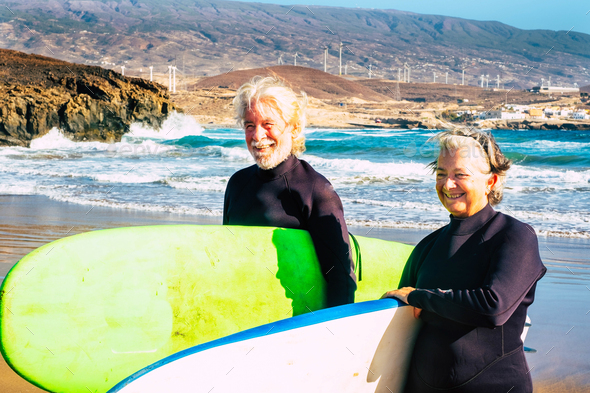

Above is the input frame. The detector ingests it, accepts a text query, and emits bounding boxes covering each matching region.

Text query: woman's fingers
[380,287,415,304]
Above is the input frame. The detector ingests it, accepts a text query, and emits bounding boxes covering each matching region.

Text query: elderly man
[223,76,356,307]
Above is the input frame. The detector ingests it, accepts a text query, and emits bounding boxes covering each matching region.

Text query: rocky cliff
[0,49,180,147]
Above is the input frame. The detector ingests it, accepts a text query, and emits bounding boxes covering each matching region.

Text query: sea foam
[127,111,203,140]
[30,128,107,150]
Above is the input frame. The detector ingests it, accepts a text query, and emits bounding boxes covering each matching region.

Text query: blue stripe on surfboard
[108,299,404,392]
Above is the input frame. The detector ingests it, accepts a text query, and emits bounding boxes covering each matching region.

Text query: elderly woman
[383,128,546,393]
[224,76,357,307]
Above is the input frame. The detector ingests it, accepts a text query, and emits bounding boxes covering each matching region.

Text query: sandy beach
[1,195,589,392]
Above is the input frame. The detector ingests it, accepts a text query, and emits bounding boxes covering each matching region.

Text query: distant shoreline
[199,120,590,131]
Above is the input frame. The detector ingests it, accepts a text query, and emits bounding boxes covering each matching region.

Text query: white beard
[250,138,292,170]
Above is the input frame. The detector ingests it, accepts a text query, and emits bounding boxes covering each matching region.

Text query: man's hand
[380,287,422,319]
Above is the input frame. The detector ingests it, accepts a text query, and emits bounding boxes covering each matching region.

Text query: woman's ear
[487,173,499,194]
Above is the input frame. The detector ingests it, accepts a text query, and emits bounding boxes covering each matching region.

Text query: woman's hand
[381,287,415,303]
[381,287,422,319]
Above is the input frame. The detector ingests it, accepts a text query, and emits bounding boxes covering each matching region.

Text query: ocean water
[1,112,589,239]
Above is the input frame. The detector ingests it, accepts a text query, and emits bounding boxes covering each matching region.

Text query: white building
[455,110,476,117]
[479,110,525,120]
[506,105,530,113]
[478,111,500,120]
[572,111,590,120]
[532,86,580,94]
[501,112,526,120]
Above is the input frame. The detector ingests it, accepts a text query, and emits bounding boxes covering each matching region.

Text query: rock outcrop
[0,49,180,147]
[478,119,590,130]
[348,118,432,129]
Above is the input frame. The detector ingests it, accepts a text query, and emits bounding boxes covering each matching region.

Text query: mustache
[251,140,276,148]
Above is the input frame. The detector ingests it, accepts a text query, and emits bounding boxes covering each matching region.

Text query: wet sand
[1,195,589,392]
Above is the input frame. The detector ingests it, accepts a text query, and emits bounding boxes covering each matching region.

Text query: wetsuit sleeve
[308,180,357,307]
[223,173,241,225]
[222,181,230,225]
[397,230,439,289]
[398,247,420,288]
[407,225,546,328]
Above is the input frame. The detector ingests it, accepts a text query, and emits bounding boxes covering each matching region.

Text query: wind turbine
[327,30,344,76]
[173,66,177,93]
[404,62,411,83]
[339,41,343,76]
[293,52,298,66]
[278,54,284,65]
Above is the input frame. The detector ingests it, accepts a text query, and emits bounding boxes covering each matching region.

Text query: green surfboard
[0,225,413,393]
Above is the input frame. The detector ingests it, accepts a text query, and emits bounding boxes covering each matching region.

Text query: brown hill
[192,66,390,102]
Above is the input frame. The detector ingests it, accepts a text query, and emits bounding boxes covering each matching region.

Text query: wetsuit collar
[448,204,497,236]
[255,154,300,181]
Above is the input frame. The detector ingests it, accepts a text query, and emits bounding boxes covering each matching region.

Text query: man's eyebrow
[437,167,470,173]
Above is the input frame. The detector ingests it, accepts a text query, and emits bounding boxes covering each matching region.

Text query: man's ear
[288,123,299,135]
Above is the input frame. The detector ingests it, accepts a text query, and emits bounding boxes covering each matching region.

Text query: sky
[240,0,590,35]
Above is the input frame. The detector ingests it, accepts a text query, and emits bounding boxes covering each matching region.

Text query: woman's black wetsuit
[400,204,546,393]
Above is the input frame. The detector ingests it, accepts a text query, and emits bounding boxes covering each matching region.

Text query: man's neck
[256,155,298,179]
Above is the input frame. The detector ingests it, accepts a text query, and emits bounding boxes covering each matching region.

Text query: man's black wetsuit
[400,204,546,393]
[223,154,357,307]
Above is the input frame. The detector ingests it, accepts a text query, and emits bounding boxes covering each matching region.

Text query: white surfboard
[108,299,422,393]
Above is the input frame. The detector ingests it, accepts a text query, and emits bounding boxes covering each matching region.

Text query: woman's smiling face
[435,145,497,218]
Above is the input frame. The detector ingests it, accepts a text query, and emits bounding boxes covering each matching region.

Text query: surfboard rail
[109,299,422,393]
